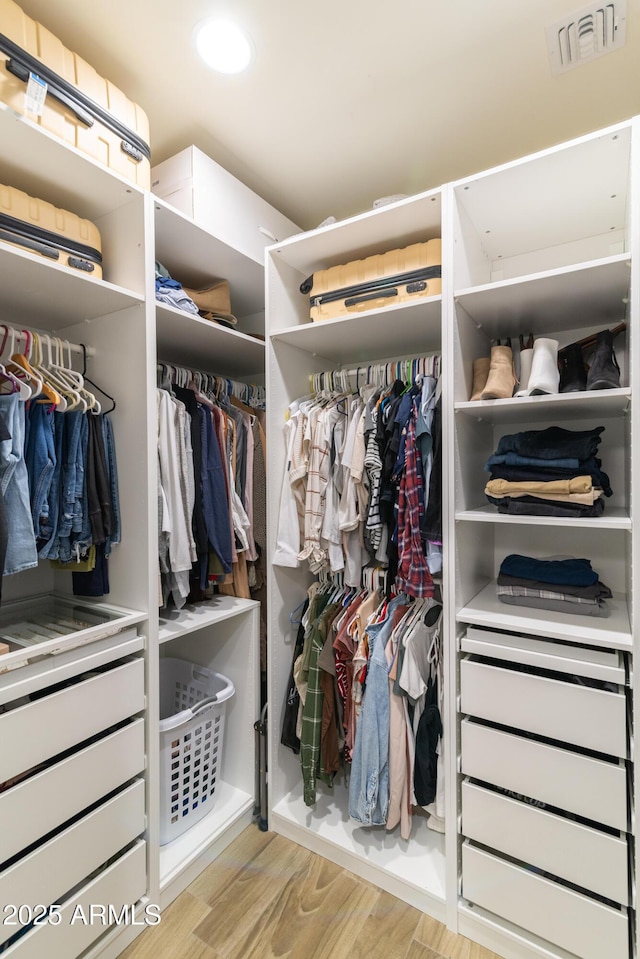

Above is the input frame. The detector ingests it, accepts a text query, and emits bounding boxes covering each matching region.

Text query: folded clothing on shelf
[496,554,611,617]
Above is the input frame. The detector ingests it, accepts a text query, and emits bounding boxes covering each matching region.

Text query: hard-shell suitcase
[0,182,102,278]
[0,0,150,189]
[300,239,442,323]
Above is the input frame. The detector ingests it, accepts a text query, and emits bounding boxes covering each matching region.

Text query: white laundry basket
[159,657,235,845]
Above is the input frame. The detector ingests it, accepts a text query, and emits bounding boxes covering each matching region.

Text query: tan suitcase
[300,239,441,322]
[0,0,150,189]
[0,182,102,278]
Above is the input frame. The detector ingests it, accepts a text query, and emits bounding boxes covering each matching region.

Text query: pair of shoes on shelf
[470,338,516,401]
[559,328,622,393]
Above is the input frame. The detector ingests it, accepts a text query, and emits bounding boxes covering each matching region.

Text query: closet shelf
[159,781,254,899]
[455,388,631,424]
[455,507,631,530]
[155,304,265,377]
[158,597,260,644]
[0,241,144,329]
[153,197,265,320]
[453,256,630,337]
[270,297,442,365]
[457,582,631,650]
[0,102,143,222]
[271,784,446,917]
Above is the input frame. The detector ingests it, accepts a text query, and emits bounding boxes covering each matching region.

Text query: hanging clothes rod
[310,352,440,392]
[0,323,95,357]
[157,362,266,409]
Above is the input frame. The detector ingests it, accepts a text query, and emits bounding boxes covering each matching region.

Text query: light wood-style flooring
[120,825,503,959]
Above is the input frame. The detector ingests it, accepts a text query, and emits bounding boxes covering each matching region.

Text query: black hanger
[81,344,116,414]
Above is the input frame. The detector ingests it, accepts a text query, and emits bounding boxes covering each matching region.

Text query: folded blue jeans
[499,553,599,587]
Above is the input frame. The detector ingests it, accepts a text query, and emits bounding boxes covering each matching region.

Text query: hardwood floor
[120,825,502,959]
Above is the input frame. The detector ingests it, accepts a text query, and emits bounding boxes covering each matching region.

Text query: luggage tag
[25,72,47,118]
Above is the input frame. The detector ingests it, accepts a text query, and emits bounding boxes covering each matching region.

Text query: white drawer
[460,658,627,757]
[461,719,628,831]
[462,780,629,904]
[2,840,147,959]
[0,657,144,784]
[0,779,145,948]
[462,842,629,959]
[0,719,145,863]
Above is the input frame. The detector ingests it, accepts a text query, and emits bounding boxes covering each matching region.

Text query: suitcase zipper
[0,212,102,270]
[303,265,441,306]
[0,34,150,163]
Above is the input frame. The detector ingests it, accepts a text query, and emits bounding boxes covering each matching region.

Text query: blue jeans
[495,426,604,462]
[25,399,56,543]
[0,395,37,574]
[102,414,121,557]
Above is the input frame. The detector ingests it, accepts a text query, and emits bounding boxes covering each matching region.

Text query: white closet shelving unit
[450,118,637,959]
[265,189,450,919]
[151,196,263,909]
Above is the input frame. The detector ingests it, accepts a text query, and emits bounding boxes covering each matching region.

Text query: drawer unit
[462,842,629,959]
[460,657,627,757]
[0,656,145,785]
[0,779,145,948]
[461,780,629,904]
[0,718,145,863]
[461,719,629,831]
[2,840,147,959]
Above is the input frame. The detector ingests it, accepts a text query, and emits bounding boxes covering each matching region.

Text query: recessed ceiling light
[194,18,253,74]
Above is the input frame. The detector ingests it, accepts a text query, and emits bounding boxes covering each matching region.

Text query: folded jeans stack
[497,554,612,618]
[484,425,612,518]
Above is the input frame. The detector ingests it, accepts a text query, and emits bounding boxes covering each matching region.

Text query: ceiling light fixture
[194,18,253,74]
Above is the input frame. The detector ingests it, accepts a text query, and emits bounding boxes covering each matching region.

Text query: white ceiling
[13,0,640,231]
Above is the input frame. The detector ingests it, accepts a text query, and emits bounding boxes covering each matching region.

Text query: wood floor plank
[405,942,447,959]
[119,892,212,959]
[338,889,422,959]
[414,914,502,959]
[189,824,275,903]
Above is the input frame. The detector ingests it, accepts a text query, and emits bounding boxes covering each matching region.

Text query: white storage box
[159,657,235,845]
[151,146,300,265]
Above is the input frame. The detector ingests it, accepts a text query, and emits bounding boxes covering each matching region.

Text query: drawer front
[0,780,145,947]
[461,658,627,757]
[3,841,147,959]
[0,719,145,863]
[461,720,628,831]
[462,780,629,904]
[0,657,145,784]
[462,842,629,959]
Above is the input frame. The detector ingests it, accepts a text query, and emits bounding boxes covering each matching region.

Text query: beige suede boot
[481,345,516,400]
[470,356,491,401]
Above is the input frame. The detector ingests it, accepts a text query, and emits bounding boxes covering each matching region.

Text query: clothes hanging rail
[157,362,265,410]
[0,323,95,358]
[309,353,440,393]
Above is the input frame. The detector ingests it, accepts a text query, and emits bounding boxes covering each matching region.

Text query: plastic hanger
[81,344,116,413]
[0,326,32,400]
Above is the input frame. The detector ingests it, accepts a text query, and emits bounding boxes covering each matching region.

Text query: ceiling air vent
[546,1,627,74]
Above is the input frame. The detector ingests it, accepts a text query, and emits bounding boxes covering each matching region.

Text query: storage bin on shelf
[159,657,234,844]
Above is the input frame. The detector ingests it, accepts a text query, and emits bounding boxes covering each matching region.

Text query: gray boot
[586,329,621,390]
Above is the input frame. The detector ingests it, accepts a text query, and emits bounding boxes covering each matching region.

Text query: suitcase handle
[6,57,94,127]
[344,288,398,309]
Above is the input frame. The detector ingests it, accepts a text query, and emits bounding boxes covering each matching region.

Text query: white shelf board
[455,388,631,424]
[454,256,630,337]
[0,103,143,221]
[155,305,265,377]
[0,241,143,330]
[268,190,441,274]
[153,198,265,319]
[158,597,260,644]
[457,581,631,650]
[271,297,442,365]
[455,507,631,530]
[271,781,446,916]
[159,782,254,891]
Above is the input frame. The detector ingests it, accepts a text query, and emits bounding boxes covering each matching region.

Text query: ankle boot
[586,329,621,390]
[481,345,516,400]
[515,334,534,397]
[525,337,560,395]
[470,356,491,401]
[559,342,587,392]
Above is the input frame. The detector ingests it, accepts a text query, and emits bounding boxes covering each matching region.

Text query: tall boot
[515,333,534,397]
[469,356,490,401]
[480,345,516,400]
[586,329,621,390]
[559,342,587,392]
[525,337,560,395]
